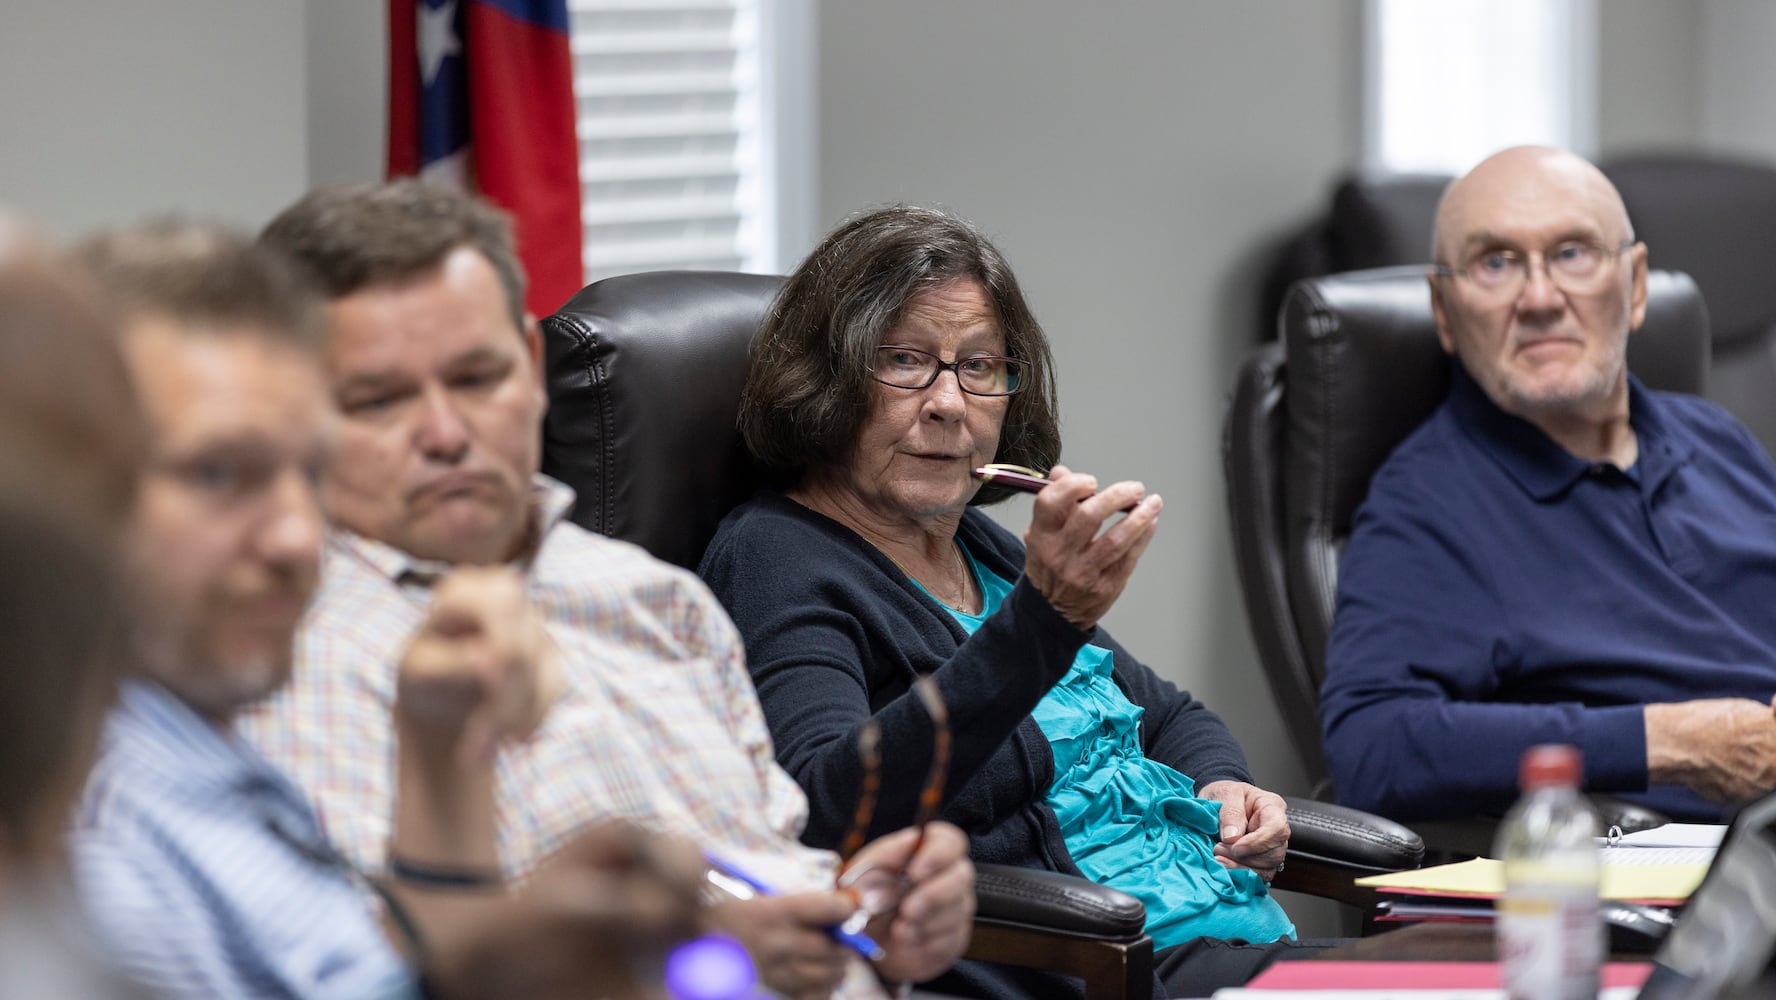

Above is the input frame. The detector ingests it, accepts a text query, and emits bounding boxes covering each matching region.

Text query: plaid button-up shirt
[242,478,883,994]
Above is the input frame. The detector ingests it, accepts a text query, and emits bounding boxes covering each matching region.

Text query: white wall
[1595,0,1776,168]
[0,2,309,235]
[305,0,387,188]
[817,0,1365,800]
[1697,0,1776,164]
[1596,0,1701,155]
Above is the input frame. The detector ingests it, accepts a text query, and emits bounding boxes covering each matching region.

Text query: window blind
[567,0,766,282]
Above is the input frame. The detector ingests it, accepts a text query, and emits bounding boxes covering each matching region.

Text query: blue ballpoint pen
[703,852,886,961]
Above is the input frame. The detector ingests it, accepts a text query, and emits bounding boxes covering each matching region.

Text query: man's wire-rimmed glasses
[870,345,1029,396]
[1431,238,1637,299]
[834,674,951,933]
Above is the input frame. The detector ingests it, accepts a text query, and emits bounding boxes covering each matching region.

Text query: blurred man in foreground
[0,218,148,999]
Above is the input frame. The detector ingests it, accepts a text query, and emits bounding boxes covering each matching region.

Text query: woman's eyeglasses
[834,674,951,932]
[870,346,1028,396]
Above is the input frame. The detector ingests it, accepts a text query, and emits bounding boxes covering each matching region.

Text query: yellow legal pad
[1354,857,1709,902]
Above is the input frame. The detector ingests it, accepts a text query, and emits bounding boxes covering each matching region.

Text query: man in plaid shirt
[242,180,975,1000]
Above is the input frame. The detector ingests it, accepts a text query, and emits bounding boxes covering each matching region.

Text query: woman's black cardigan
[699,494,1253,998]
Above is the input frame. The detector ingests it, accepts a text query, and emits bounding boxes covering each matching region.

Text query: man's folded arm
[1322,686,1648,820]
[1321,503,1648,820]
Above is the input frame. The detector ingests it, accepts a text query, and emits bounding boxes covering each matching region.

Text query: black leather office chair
[541,270,1425,1000]
[1223,265,1707,855]
[1258,172,1448,349]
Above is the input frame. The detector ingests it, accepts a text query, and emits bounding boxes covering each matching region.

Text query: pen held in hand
[702,852,886,962]
[972,464,1141,513]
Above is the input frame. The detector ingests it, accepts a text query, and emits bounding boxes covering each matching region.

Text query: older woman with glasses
[699,205,1324,999]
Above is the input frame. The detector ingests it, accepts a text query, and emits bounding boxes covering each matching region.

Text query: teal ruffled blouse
[922,544,1295,949]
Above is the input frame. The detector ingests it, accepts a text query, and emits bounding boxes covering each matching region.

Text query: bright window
[1366,0,1596,175]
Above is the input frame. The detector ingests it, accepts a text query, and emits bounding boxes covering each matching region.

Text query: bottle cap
[1519,743,1582,790]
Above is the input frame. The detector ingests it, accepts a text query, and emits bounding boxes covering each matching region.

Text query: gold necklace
[893,541,971,613]
[934,542,972,613]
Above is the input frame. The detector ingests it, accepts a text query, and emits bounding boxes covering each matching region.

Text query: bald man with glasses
[1321,145,1776,825]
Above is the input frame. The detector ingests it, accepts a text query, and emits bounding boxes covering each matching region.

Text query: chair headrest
[1282,265,1711,542]
[1325,172,1450,271]
[540,270,784,569]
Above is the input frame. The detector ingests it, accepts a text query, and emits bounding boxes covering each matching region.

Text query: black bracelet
[388,855,504,890]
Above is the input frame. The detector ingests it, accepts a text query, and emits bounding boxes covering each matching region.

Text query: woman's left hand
[1198,781,1290,882]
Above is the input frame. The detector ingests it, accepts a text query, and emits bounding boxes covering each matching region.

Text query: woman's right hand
[1022,464,1162,630]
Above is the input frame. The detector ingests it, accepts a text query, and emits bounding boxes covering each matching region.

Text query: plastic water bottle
[1495,744,1603,1000]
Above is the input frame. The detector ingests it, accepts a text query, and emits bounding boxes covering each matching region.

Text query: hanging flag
[388,0,584,317]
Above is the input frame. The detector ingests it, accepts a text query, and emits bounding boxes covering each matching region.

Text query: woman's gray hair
[739,205,1061,504]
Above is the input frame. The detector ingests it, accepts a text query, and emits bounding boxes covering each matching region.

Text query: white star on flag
[418,0,461,88]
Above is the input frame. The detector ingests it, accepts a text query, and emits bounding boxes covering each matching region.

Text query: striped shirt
[0,873,150,1000]
[242,477,883,998]
[74,680,415,1000]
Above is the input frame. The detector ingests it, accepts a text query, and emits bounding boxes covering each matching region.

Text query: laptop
[1637,790,1776,998]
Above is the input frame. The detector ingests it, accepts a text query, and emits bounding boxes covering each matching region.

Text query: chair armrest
[1273,797,1425,908]
[969,865,1155,1000]
[1282,796,1425,874]
[973,863,1146,939]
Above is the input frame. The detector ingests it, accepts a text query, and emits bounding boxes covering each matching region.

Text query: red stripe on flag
[464,0,584,317]
[386,0,421,178]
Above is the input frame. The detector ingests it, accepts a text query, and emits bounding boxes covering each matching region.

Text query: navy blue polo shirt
[1322,366,1776,823]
